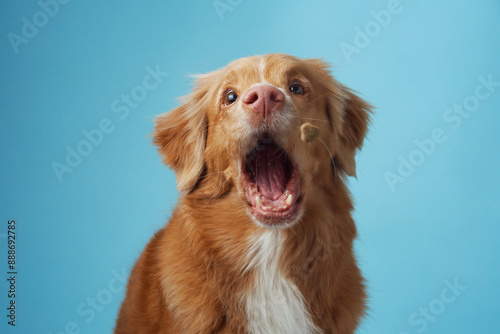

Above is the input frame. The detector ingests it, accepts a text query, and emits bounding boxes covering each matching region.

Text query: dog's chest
[244,231,321,334]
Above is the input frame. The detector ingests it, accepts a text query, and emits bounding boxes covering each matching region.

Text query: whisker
[300,117,331,124]
[301,92,330,107]
[317,137,337,183]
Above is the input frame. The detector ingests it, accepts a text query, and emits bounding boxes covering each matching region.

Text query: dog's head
[153,54,371,229]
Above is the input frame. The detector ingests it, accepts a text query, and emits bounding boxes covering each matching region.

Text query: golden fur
[115,53,372,333]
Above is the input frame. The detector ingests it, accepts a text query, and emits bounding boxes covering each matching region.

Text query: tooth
[286,194,293,206]
[256,196,262,208]
[262,206,271,211]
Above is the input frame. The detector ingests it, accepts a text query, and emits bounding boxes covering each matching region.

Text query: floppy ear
[334,85,372,177]
[153,86,209,192]
[304,59,372,176]
[303,58,372,177]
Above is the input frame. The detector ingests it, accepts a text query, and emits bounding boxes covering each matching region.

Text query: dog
[115,53,371,334]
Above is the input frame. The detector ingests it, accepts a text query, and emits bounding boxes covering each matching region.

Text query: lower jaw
[248,199,303,228]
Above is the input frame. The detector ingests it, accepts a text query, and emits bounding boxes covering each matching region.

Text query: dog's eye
[224,90,238,105]
[289,82,305,95]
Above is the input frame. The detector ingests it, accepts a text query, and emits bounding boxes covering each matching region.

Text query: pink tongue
[256,145,286,200]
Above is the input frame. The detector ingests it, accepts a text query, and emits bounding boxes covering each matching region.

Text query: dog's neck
[243,230,322,334]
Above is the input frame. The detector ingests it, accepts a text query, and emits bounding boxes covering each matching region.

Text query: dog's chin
[240,134,303,229]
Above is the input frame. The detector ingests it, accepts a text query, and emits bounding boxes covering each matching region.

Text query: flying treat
[300,122,320,143]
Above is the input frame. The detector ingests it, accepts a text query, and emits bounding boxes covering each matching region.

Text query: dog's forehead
[223,54,300,87]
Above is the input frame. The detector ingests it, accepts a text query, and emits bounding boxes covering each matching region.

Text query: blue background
[1,0,499,333]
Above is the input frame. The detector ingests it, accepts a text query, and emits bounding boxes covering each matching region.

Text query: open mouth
[241,135,302,227]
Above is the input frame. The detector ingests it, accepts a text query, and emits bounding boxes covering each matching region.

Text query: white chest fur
[244,231,321,334]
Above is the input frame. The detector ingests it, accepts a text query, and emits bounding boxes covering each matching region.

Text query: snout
[242,84,285,119]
